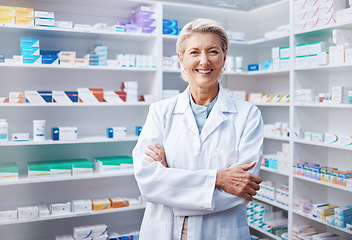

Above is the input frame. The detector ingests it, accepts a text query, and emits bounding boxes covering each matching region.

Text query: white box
[311,132,324,142]
[333,29,352,45]
[306,54,319,66]
[91,224,108,237]
[17,206,39,220]
[12,133,29,141]
[336,133,352,146]
[34,11,54,19]
[37,203,50,217]
[51,127,78,141]
[107,127,127,139]
[55,21,73,29]
[345,48,352,63]
[35,18,55,27]
[71,199,92,213]
[103,91,124,103]
[55,235,74,240]
[296,56,308,67]
[337,7,352,24]
[307,42,329,55]
[272,47,280,59]
[50,202,71,215]
[0,210,17,221]
[296,43,308,56]
[73,226,92,240]
[329,45,345,64]
[318,51,329,65]
[77,88,99,103]
[304,131,312,141]
[324,132,338,144]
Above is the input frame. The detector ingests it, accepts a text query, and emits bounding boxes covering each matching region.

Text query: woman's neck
[190,83,219,106]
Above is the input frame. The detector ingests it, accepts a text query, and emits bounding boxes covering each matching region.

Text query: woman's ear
[177,52,184,63]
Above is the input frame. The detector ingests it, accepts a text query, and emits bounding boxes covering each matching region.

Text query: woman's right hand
[144,143,168,168]
[215,162,262,201]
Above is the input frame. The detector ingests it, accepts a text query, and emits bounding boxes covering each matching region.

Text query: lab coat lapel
[173,86,199,136]
[200,85,237,142]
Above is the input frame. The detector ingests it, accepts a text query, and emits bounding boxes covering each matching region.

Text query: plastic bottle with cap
[0,119,8,142]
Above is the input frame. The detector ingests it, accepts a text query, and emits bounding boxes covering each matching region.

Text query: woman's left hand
[145,143,168,168]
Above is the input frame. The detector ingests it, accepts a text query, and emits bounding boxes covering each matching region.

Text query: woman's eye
[210,50,219,54]
[190,51,198,55]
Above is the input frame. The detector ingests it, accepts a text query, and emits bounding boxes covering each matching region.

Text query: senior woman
[133,18,263,240]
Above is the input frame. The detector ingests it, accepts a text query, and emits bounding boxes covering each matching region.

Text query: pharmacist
[133,18,263,240]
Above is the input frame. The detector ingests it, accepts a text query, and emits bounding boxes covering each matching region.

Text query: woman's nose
[199,53,209,65]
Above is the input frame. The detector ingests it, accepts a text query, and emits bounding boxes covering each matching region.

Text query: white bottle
[0,119,8,142]
[33,120,46,141]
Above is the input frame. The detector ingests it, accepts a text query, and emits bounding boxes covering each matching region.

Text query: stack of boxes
[58,51,76,66]
[130,6,156,34]
[295,0,347,32]
[21,37,41,64]
[331,86,352,104]
[272,46,290,70]
[163,19,178,35]
[295,41,329,67]
[0,6,16,25]
[88,45,107,66]
[34,10,54,27]
[0,162,18,181]
[121,81,138,103]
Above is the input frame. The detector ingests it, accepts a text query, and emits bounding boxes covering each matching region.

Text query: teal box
[23,55,41,64]
[21,47,40,56]
[21,37,39,48]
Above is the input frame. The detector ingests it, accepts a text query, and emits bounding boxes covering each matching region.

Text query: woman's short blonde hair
[176,18,229,56]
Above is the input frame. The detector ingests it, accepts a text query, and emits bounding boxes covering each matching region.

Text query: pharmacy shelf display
[1,0,352,239]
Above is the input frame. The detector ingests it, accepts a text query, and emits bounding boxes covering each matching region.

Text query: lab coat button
[193,142,200,148]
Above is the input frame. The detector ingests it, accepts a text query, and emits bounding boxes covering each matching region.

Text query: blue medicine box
[163,27,178,35]
[40,50,60,56]
[41,55,58,64]
[248,64,259,71]
[163,19,178,28]
[23,55,41,64]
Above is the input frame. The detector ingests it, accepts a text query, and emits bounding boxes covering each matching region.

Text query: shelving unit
[1,0,352,239]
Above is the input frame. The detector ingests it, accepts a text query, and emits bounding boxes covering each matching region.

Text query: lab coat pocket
[214,148,238,169]
[140,218,167,240]
[219,226,250,239]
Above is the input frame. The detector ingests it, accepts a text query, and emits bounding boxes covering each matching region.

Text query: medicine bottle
[0,119,8,142]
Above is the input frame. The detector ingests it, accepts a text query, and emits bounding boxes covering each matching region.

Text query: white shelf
[293,174,352,193]
[248,223,282,240]
[293,210,352,235]
[0,25,156,41]
[0,204,146,226]
[294,103,352,109]
[260,166,289,177]
[0,135,139,146]
[295,63,352,72]
[0,102,150,107]
[264,135,290,141]
[0,63,158,72]
[0,169,135,186]
[254,195,289,211]
[295,22,352,35]
[294,139,352,151]
[255,102,290,107]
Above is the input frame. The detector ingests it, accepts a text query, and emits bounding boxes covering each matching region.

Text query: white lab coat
[133,84,263,240]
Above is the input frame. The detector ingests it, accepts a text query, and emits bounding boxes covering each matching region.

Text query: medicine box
[52,91,78,103]
[42,55,58,64]
[92,198,111,211]
[15,17,34,26]
[0,162,18,181]
[0,6,16,16]
[94,156,133,172]
[55,20,73,29]
[0,210,17,221]
[248,64,259,71]
[107,127,127,139]
[78,88,104,103]
[91,224,108,237]
[34,11,54,19]
[71,199,92,213]
[279,46,290,59]
[28,161,51,178]
[23,55,41,64]
[71,159,93,176]
[25,90,52,103]
[51,127,78,141]
[35,18,55,27]
[109,196,129,208]
[15,7,34,18]
[0,16,15,25]
[73,226,93,240]
[21,37,39,48]
[50,160,72,177]
[50,202,71,215]
[17,206,38,220]
[12,133,29,141]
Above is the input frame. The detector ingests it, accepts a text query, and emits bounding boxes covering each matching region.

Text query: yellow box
[15,17,34,26]
[15,7,34,18]
[0,16,15,24]
[0,6,16,16]
[92,198,111,211]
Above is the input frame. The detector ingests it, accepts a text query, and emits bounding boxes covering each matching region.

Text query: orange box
[15,7,34,18]
[109,197,129,208]
[15,16,34,26]
[91,198,111,211]
[0,6,16,17]
[0,16,15,24]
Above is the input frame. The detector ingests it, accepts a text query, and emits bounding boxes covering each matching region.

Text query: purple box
[142,26,156,34]
[125,24,142,33]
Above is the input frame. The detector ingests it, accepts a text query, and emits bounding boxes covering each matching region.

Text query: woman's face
[178,32,226,89]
